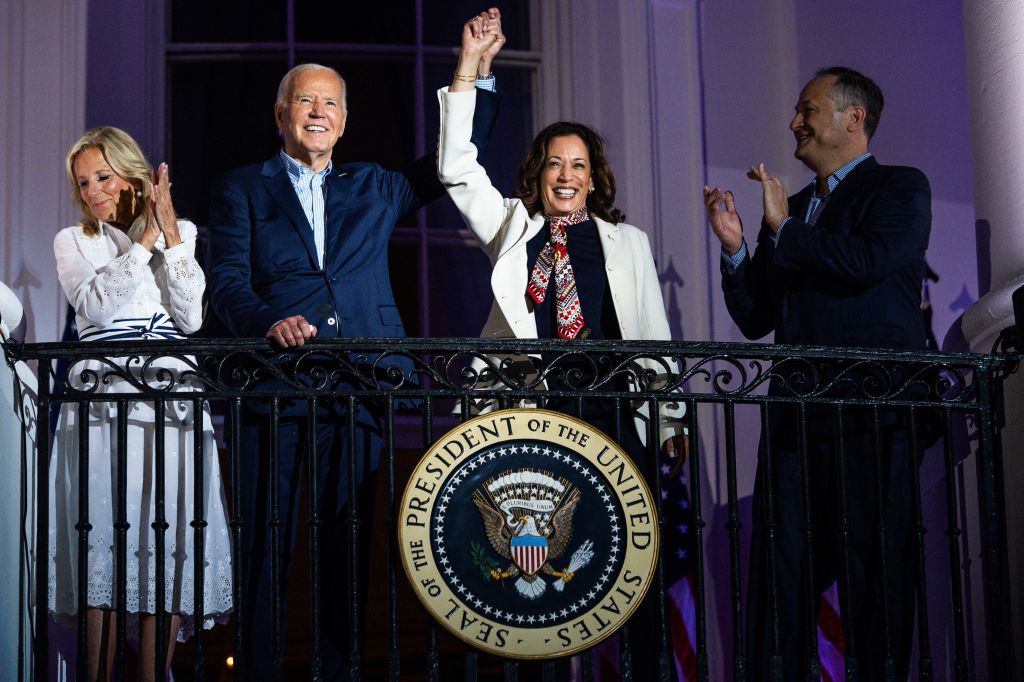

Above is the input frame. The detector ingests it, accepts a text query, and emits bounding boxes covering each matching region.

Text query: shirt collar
[279,148,332,182]
[812,152,872,196]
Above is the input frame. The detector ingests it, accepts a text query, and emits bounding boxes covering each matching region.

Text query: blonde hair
[66,127,153,236]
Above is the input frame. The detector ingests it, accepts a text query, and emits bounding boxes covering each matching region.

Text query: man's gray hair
[276,63,348,112]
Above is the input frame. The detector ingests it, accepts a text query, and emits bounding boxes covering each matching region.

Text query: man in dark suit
[208,11,504,679]
[703,67,931,680]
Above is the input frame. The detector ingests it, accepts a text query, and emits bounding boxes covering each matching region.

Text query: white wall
[0,1,85,678]
[0,0,86,347]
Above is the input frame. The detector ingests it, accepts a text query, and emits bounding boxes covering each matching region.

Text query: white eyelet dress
[47,218,232,641]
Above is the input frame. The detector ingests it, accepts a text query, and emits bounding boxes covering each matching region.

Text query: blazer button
[328,317,337,325]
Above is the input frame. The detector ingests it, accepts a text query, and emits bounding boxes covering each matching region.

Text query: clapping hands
[139,162,181,251]
[702,185,744,255]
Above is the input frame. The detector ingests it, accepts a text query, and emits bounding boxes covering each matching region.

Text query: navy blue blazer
[208,89,498,340]
[722,157,932,351]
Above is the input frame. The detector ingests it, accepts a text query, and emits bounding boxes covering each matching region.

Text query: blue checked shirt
[280,149,331,269]
[723,152,873,270]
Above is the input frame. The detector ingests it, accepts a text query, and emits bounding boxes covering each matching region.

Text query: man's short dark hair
[815,66,884,139]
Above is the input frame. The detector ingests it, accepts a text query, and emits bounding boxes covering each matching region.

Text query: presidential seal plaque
[399,409,659,659]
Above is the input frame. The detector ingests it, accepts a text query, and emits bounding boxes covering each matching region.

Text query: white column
[961,1,1024,351]
[0,3,85,676]
[961,1,1024,679]
[0,0,86,345]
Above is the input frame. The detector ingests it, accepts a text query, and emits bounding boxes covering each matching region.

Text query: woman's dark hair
[516,121,624,224]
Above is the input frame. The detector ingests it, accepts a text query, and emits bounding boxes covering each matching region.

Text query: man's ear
[847,105,867,134]
[274,104,285,132]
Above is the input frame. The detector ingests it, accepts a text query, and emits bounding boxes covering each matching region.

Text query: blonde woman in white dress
[48,127,232,681]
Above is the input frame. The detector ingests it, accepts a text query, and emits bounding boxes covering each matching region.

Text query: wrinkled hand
[150,163,181,247]
[267,315,317,348]
[477,8,505,75]
[702,185,744,255]
[746,163,789,232]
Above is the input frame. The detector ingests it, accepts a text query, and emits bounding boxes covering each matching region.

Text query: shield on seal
[510,534,548,576]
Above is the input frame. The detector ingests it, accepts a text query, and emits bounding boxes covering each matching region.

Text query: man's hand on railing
[267,315,317,348]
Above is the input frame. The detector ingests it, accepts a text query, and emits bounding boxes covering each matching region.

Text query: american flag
[660,451,699,682]
[596,450,846,681]
[817,582,846,682]
[661,452,846,682]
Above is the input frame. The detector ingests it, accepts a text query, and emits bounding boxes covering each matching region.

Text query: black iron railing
[5,337,1018,681]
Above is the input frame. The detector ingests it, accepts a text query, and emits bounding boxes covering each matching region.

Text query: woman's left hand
[150,162,181,248]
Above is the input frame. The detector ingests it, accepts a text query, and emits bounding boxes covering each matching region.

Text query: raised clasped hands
[453,8,504,91]
[464,8,503,56]
[746,162,789,233]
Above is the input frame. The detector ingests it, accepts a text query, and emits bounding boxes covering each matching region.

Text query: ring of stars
[433,440,626,627]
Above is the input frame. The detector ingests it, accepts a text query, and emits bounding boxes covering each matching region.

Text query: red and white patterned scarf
[525,206,589,339]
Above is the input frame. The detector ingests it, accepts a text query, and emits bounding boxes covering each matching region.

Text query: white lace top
[53,217,205,336]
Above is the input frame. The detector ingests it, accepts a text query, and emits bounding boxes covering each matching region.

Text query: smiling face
[275,68,347,171]
[539,134,593,217]
[789,75,854,175]
[73,146,135,224]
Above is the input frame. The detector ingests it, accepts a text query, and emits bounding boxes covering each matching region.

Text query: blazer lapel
[789,184,814,221]
[322,168,366,270]
[491,210,546,338]
[595,217,636,337]
[261,156,320,269]
[813,156,878,229]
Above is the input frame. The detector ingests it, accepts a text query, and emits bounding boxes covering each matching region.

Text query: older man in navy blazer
[704,67,931,681]
[208,11,503,679]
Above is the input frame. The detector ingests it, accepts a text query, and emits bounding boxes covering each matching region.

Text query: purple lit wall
[1,0,1014,679]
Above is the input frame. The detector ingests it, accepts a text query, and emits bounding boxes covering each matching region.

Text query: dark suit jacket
[208,89,499,341]
[722,157,931,351]
[722,158,932,442]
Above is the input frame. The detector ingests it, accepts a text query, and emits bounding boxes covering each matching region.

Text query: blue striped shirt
[723,152,873,269]
[280,149,331,269]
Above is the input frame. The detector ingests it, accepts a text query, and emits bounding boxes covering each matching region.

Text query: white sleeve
[633,229,687,443]
[54,227,153,328]
[160,220,206,334]
[437,87,517,253]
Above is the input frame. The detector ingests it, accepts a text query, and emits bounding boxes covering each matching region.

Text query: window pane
[427,244,493,338]
[389,241,422,336]
[171,0,287,42]
[422,0,530,50]
[295,2,415,44]
[423,61,534,229]
[168,58,288,226]
[294,55,418,226]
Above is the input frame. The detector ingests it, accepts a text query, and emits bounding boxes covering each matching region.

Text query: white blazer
[437,87,685,447]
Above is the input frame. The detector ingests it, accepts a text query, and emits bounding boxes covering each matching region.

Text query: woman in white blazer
[439,21,686,678]
[439,21,687,461]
